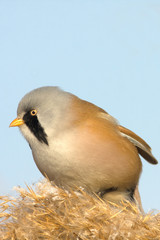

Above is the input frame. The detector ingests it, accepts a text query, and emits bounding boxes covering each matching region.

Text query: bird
[10,86,158,206]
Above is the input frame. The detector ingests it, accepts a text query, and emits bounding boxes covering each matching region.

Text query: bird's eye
[30,109,37,116]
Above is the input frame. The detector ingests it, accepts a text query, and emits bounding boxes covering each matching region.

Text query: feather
[118,125,158,165]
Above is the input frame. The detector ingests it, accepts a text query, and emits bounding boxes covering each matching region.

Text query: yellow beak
[9,118,24,127]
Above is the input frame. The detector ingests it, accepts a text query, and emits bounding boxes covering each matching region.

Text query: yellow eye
[30,109,37,116]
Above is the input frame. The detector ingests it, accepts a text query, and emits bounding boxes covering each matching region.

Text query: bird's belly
[32,130,142,193]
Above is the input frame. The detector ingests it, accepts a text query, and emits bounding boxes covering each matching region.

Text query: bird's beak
[9,118,24,127]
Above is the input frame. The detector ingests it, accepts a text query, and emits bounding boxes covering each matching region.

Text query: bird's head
[9,86,73,146]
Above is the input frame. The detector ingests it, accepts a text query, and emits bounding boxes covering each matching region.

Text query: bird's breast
[31,121,142,193]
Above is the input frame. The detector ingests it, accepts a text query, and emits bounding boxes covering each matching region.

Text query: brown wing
[118,125,158,165]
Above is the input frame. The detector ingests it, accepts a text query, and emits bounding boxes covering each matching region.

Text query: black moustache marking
[23,111,48,145]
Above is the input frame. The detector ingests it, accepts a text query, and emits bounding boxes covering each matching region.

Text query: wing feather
[118,125,158,165]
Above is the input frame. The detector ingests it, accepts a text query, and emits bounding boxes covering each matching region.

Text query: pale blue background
[0,0,160,212]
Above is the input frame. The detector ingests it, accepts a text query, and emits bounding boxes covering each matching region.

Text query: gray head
[15,86,74,146]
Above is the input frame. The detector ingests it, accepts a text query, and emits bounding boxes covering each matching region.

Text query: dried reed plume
[0,179,160,239]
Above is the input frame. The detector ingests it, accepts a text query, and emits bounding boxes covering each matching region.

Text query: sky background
[0,0,160,212]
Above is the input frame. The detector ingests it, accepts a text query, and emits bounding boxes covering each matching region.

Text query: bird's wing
[118,125,158,165]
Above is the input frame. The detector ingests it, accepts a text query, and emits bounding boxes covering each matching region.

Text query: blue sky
[0,0,160,212]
